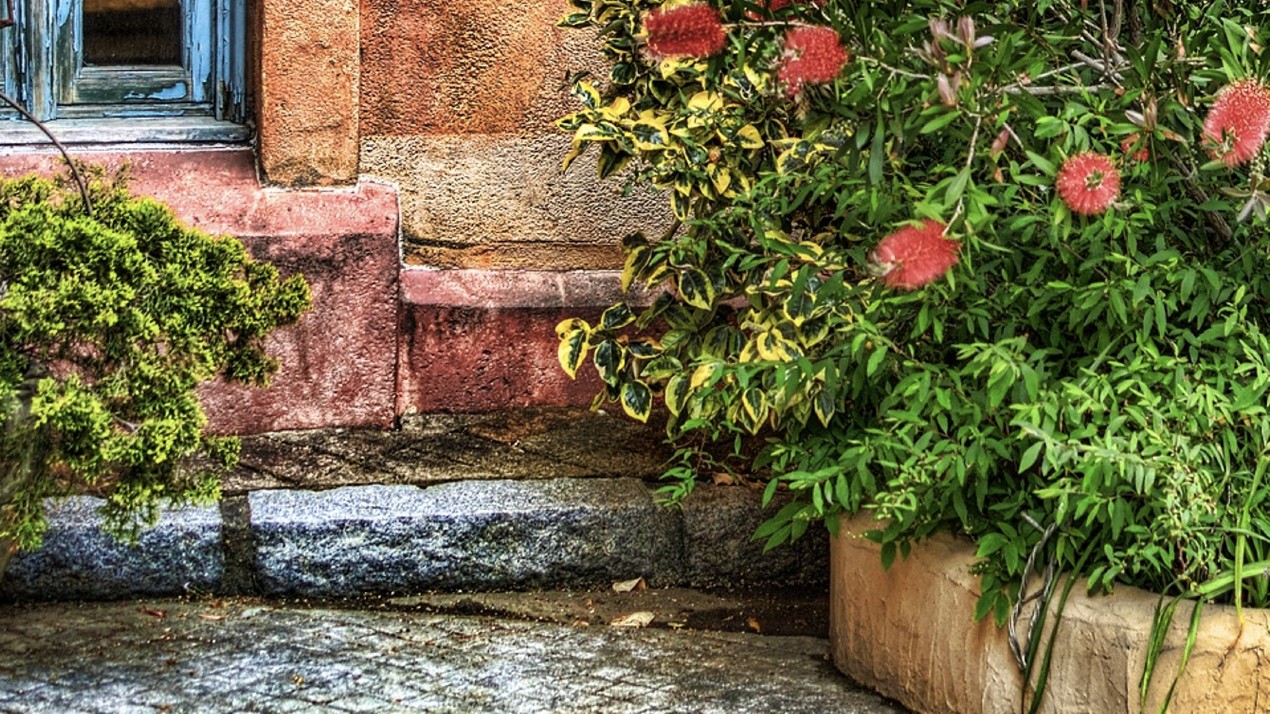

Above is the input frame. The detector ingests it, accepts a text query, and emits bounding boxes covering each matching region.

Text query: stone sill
[401,267,661,309]
[830,514,1270,713]
[0,147,396,239]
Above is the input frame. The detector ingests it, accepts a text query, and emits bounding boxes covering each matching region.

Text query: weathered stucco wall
[358,0,671,270]
[259,0,360,186]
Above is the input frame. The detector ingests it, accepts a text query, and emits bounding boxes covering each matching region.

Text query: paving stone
[0,598,905,713]
[0,498,223,601]
[249,478,684,595]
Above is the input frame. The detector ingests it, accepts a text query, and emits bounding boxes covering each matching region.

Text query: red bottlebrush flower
[644,4,727,60]
[870,220,960,291]
[1203,79,1270,167]
[778,26,849,97]
[1120,134,1149,162]
[1055,152,1120,216]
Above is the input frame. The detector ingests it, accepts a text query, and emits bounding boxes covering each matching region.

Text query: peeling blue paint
[124,82,186,101]
[54,0,71,29]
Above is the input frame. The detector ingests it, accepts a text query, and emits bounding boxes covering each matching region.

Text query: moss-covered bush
[0,172,309,572]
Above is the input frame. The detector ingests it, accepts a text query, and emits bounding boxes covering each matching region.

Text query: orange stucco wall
[258,0,360,185]
[356,0,671,270]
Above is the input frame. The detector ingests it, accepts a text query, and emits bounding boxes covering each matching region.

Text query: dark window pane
[82,0,182,66]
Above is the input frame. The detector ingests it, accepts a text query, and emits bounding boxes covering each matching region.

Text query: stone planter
[829,515,1270,713]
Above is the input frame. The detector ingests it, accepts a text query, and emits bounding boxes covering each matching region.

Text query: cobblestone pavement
[0,598,906,713]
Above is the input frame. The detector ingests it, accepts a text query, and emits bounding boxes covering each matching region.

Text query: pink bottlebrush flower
[644,4,727,59]
[1203,79,1270,167]
[778,26,849,97]
[1055,152,1120,215]
[870,220,960,291]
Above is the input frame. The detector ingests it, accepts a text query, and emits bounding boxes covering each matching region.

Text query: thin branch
[855,55,931,81]
[1005,83,1113,96]
[0,92,91,215]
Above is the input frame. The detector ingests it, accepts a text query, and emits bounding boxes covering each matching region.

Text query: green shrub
[0,172,309,568]
[557,0,1270,626]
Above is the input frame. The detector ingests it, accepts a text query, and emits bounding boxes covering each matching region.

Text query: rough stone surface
[682,485,829,588]
[225,409,672,493]
[259,0,360,185]
[0,598,906,713]
[360,134,672,270]
[399,305,608,413]
[0,498,223,601]
[249,479,685,596]
[830,515,1270,714]
[360,0,601,136]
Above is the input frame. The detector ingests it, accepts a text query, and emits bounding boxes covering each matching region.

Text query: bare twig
[855,55,931,81]
[1009,515,1060,673]
[0,92,92,215]
[1172,158,1233,245]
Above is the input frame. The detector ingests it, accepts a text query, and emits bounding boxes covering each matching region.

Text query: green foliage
[557,0,1270,632]
[0,171,309,552]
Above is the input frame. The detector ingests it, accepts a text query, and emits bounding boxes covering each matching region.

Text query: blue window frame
[0,0,248,142]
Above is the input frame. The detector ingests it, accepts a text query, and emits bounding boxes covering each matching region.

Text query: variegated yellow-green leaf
[707,164,731,194]
[688,91,724,112]
[814,390,835,427]
[756,329,794,362]
[678,268,715,309]
[783,290,814,325]
[742,63,768,92]
[736,125,764,149]
[621,380,653,422]
[561,142,585,172]
[555,318,591,339]
[630,112,670,150]
[601,302,636,330]
[741,388,768,434]
[798,315,830,347]
[576,123,619,142]
[571,80,601,109]
[593,339,625,386]
[690,361,724,390]
[664,373,690,416]
[621,244,651,292]
[600,97,631,119]
[670,190,692,221]
[558,329,589,379]
[597,149,632,180]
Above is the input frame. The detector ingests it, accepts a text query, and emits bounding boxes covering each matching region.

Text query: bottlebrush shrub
[557,0,1270,628]
[0,173,309,571]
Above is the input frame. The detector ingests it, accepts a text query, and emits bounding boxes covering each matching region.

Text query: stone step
[1,477,827,601]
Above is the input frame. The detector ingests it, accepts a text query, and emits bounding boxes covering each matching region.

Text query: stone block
[1,498,223,600]
[249,478,684,595]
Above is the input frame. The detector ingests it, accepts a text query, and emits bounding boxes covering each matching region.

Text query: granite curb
[1,479,827,601]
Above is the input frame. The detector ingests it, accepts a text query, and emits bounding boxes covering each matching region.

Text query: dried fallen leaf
[610,611,656,628]
[746,617,763,633]
[712,472,734,486]
[611,577,646,593]
[142,608,167,619]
